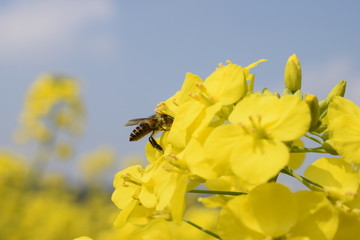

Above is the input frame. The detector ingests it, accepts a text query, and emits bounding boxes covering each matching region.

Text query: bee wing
[125,118,148,126]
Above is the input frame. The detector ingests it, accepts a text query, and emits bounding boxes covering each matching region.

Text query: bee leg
[148,135,163,151]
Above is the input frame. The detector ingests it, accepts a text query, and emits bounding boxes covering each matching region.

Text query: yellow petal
[112,165,143,209]
[229,94,310,142]
[333,210,360,240]
[304,158,359,202]
[230,135,289,187]
[176,72,203,105]
[288,139,306,169]
[203,124,244,176]
[328,99,360,165]
[328,96,360,119]
[183,138,217,180]
[291,191,338,240]
[234,183,298,237]
[130,219,172,240]
[73,237,93,240]
[167,101,221,151]
[204,63,247,104]
[219,195,264,240]
[139,184,157,209]
[113,199,139,228]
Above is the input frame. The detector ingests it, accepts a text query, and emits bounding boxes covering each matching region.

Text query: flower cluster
[0,74,123,240]
[0,148,121,240]
[16,74,85,143]
[111,55,360,239]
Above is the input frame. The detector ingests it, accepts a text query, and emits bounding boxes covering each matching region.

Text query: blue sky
[0,0,359,180]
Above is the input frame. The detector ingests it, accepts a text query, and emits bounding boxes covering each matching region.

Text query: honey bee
[125,114,174,151]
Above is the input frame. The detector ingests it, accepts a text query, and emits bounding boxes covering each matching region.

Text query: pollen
[195,82,208,94]
[188,92,202,101]
[122,173,143,187]
[239,115,270,140]
[155,102,174,116]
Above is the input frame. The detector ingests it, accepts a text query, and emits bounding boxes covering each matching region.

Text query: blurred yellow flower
[74,237,93,240]
[81,147,116,180]
[55,142,73,160]
[17,74,85,142]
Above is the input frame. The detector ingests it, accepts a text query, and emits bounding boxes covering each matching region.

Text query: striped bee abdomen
[129,123,152,141]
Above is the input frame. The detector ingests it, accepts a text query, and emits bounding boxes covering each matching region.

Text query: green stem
[290,145,327,153]
[188,189,246,196]
[281,166,323,190]
[268,173,279,182]
[308,131,323,139]
[304,134,323,145]
[183,219,221,239]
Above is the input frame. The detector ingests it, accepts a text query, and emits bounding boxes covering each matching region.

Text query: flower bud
[318,81,347,119]
[305,94,321,131]
[293,90,303,99]
[327,80,346,102]
[284,54,302,92]
[282,88,293,96]
[322,140,338,155]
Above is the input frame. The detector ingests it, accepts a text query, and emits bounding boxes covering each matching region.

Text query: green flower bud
[320,131,330,141]
[282,88,293,96]
[318,81,347,119]
[293,90,304,99]
[322,140,338,155]
[327,80,346,102]
[284,54,302,93]
[262,88,275,96]
[314,121,327,133]
[305,94,321,131]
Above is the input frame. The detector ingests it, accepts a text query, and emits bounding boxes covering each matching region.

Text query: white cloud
[0,0,115,59]
[302,57,360,103]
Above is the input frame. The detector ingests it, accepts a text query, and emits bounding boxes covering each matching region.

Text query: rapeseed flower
[111,55,360,238]
[219,183,338,240]
[327,96,360,165]
[162,60,265,151]
[17,74,85,142]
[203,94,311,187]
[305,157,359,203]
[112,165,154,227]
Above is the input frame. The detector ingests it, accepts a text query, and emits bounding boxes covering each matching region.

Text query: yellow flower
[0,150,27,189]
[288,139,306,169]
[81,147,116,181]
[123,206,218,240]
[162,60,265,152]
[219,183,338,240]
[304,158,359,202]
[166,61,248,151]
[112,165,156,228]
[199,61,247,105]
[333,210,360,240]
[327,96,360,165]
[17,74,85,142]
[203,94,310,187]
[74,237,93,240]
[142,147,190,223]
[155,72,203,117]
[55,142,73,160]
